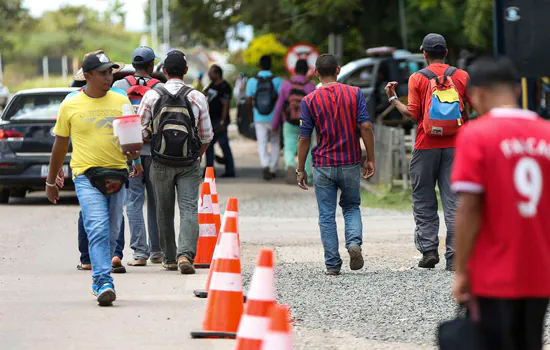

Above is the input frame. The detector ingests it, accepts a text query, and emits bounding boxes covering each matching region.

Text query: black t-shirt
[205,80,232,124]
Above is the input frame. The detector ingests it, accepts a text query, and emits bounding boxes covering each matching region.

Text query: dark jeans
[149,160,202,263]
[205,121,235,174]
[476,297,549,350]
[78,210,125,264]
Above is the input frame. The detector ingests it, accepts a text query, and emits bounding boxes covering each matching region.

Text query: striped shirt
[138,79,214,144]
[300,83,370,167]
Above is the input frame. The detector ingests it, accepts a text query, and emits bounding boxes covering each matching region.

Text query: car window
[398,59,425,82]
[3,93,69,121]
[344,64,375,88]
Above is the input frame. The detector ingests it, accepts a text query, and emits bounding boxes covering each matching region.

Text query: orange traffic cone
[194,198,239,298]
[194,182,218,268]
[204,167,221,234]
[235,249,276,350]
[261,305,293,350]
[190,213,244,339]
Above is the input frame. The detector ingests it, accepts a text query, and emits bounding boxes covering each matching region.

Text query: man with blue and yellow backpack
[384,33,473,271]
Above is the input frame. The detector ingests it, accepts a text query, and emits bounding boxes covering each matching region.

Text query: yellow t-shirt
[53,91,131,176]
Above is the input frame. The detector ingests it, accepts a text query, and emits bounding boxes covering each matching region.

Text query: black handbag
[84,167,129,195]
[438,301,486,350]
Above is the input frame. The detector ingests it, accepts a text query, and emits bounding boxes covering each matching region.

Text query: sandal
[77,263,92,271]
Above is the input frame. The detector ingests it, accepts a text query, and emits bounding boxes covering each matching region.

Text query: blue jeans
[78,211,125,264]
[205,121,235,174]
[126,155,163,260]
[74,175,126,289]
[313,165,363,271]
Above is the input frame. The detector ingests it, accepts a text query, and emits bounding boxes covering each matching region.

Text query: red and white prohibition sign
[284,43,320,76]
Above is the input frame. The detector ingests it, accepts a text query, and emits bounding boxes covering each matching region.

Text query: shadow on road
[3,193,79,206]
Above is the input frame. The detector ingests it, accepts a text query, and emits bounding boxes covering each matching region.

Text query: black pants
[477,297,548,350]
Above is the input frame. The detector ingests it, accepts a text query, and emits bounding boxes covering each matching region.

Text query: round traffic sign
[284,43,320,76]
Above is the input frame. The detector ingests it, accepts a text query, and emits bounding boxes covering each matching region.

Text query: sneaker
[262,167,272,180]
[127,259,147,267]
[150,256,163,264]
[325,269,341,276]
[94,283,116,306]
[162,261,178,271]
[348,245,365,271]
[285,166,296,185]
[178,256,196,275]
[418,250,440,268]
[221,172,236,178]
[111,256,126,274]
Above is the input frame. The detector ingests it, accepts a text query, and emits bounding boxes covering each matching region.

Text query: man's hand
[56,167,65,188]
[297,171,309,190]
[124,150,140,159]
[385,81,398,99]
[362,161,376,179]
[130,164,144,178]
[46,185,60,204]
[218,123,226,133]
[453,272,471,303]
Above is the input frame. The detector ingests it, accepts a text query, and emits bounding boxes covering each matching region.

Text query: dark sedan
[0,88,76,203]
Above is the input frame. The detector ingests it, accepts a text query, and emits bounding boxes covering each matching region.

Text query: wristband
[45,182,57,188]
[388,96,398,103]
[132,157,142,165]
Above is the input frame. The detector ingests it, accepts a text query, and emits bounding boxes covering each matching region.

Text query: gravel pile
[243,263,453,346]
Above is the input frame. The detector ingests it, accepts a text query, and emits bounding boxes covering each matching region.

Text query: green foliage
[3,4,142,87]
[243,34,287,76]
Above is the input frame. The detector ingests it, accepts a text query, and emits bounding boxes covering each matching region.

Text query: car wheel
[0,189,9,204]
[11,189,26,198]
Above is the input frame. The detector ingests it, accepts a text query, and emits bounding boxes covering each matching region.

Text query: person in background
[204,64,236,177]
[112,46,164,266]
[46,51,138,306]
[297,54,375,276]
[246,55,283,180]
[192,71,205,91]
[272,59,316,184]
[452,56,550,350]
[385,33,472,271]
[139,50,213,275]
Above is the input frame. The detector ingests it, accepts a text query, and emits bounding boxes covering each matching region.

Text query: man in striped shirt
[297,54,376,275]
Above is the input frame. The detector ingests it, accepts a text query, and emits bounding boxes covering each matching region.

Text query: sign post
[284,43,320,77]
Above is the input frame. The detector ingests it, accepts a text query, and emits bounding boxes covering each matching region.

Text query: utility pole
[398,0,408,50]
[151,0,158,51]
[162,0,170,47]
[493,0,505,55]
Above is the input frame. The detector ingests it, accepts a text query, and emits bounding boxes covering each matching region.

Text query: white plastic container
[113,107,143,153]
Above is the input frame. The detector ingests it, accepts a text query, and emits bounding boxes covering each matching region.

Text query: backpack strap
[444,66,458,78]
[125,75,137,86]
[146,78,161,88]
[417,68,438,81]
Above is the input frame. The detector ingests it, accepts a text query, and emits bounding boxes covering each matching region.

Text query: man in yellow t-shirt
[45,51,138,307]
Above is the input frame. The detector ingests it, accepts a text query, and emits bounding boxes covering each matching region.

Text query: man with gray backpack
[138,50,213,275]
[246,55,283,180]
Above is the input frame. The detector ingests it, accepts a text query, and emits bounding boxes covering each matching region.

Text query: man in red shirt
[385,33,472,270]
[452,57,550,349]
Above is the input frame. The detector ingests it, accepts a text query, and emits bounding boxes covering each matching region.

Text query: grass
[361,184,445,212]
[10,76,72,93]
[361,185,413,212]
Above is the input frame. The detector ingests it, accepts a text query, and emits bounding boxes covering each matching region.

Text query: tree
[0,0,31,54]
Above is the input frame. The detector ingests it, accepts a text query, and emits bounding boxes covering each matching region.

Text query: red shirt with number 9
[451,108,550,298]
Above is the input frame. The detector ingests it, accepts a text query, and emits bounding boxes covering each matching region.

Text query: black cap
[420,33,447,52]
[82,52,120,72]
[132,46,156,65]
[163,50,187,76]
